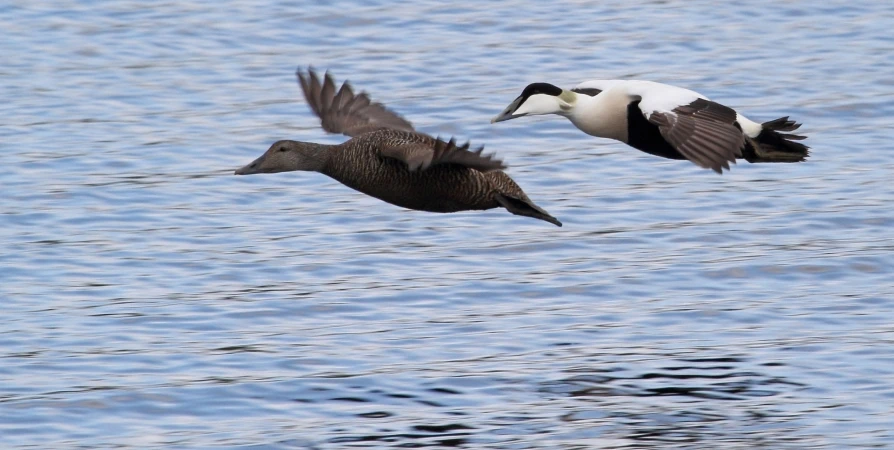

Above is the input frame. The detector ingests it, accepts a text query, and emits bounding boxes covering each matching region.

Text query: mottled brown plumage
[235,69,561,227]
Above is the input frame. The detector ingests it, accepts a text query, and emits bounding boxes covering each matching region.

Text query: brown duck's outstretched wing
[646,98,745,174]
[297,68,415,137]
[377,133,506,172]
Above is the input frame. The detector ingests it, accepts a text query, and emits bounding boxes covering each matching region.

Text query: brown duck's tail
[495,193,562,227]
[743,117,810,163]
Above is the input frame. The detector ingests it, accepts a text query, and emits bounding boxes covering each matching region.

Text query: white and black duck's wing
[297,68,416,137]
[618,82,744,173]
[375,131,505,172]
[644,98,745,173]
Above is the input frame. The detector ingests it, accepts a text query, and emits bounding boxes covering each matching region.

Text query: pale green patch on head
[558,90,577,110]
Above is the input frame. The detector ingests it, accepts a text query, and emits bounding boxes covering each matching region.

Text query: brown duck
[235,69,561,226]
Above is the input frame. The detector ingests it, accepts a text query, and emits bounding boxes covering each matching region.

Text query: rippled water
[2,1,893,448]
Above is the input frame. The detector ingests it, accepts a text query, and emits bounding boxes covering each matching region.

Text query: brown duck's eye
[278,147,287,152]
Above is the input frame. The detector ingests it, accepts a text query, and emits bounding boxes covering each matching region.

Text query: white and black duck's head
[491,82,576,123]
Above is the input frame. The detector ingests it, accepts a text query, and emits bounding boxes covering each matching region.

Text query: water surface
[2,1,893,448]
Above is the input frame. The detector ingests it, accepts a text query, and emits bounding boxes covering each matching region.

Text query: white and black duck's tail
[743,117,809,163]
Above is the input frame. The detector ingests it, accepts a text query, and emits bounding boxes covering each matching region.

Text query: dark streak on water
[2,0,894,448]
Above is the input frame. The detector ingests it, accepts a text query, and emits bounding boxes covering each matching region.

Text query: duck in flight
[492,79,809,173]
[235,69,561,226]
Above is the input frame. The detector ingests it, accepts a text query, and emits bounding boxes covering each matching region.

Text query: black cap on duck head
[520,82,563,100]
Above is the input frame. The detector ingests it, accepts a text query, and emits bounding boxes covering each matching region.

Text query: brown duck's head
[235,140,328,175]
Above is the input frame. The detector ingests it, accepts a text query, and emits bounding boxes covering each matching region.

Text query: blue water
[2,1,893,448]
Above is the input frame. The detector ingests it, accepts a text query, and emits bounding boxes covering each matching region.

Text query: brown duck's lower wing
[370,130,505,173]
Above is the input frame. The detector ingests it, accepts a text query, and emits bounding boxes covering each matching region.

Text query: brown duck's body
[323,131,532,214]
[235,69,561,226]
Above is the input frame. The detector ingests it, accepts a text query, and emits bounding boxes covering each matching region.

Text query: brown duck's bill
[234,155,266,175]
[490,96,525,123]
